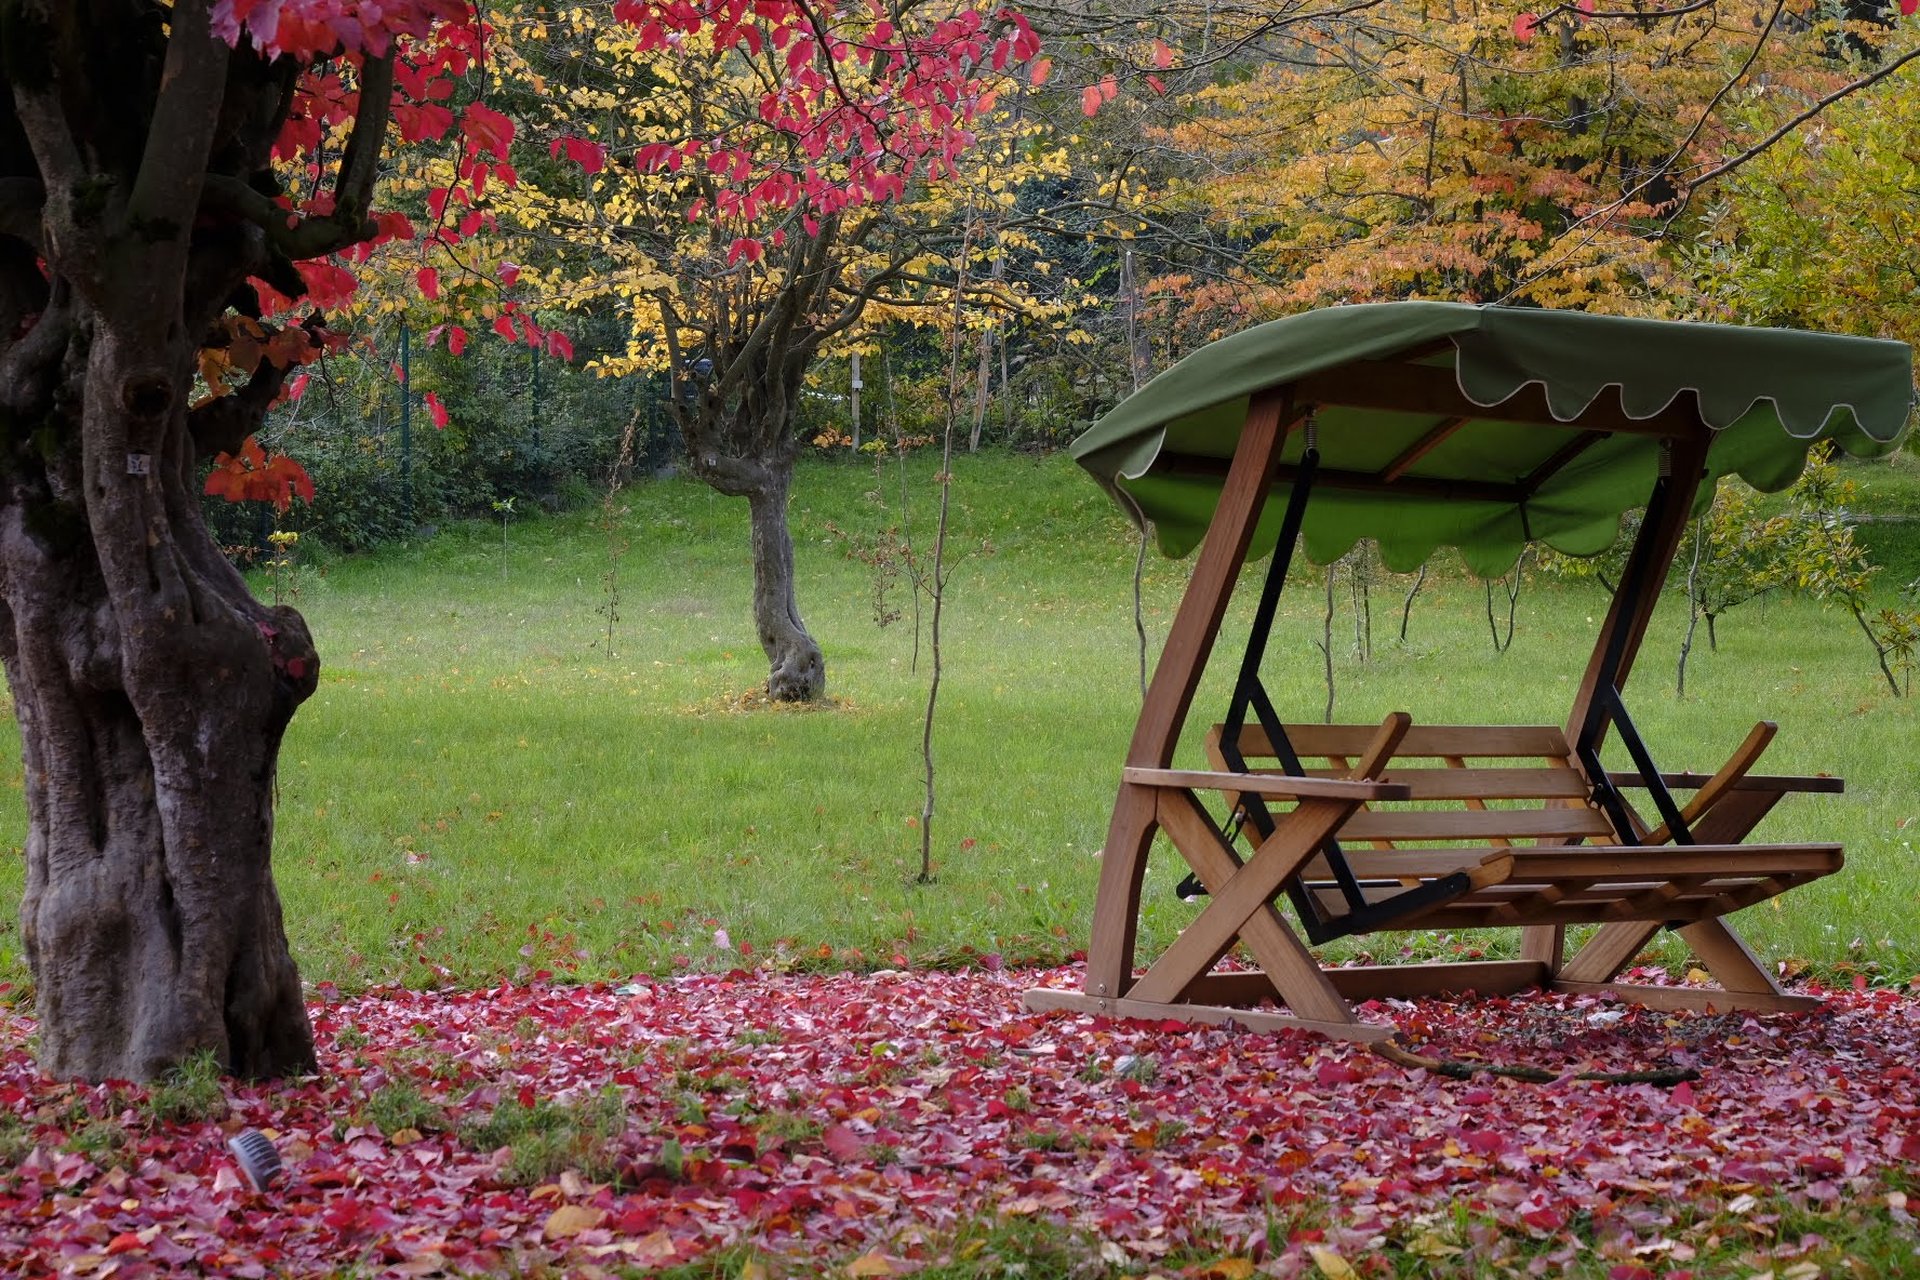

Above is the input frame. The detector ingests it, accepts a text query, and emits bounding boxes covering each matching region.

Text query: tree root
[1372,1038,1701,1086]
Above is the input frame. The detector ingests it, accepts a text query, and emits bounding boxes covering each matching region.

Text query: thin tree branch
[1679,44,1920,197]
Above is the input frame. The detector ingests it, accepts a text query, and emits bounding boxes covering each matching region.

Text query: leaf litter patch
[679,687,859,717]
[2,968,1917,1277]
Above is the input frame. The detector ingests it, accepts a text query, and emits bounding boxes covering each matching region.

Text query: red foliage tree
[0,0,1028,1082]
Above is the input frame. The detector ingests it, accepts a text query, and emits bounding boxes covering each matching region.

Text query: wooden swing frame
[1026,370,1851,1043]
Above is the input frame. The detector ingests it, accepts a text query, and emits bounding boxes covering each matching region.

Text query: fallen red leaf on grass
[2,968,1916,1276]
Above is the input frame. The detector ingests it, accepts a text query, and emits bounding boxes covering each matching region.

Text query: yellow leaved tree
[448,1,1068,700]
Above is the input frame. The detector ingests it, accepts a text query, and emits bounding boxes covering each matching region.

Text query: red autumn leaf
[416,266,440,300]
[1513,12,1538,40]
[459,101,515,158]
[822,1123,864,1160]
[423,390,449,429]
[204,437,313,512]
[293,260,357,309]
[561,135,607,174]
[3,974,1918,1275]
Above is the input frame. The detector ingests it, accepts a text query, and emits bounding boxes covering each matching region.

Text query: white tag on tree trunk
[126,453,151,476]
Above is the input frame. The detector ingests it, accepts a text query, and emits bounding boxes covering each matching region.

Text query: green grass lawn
[0,449,1914,997]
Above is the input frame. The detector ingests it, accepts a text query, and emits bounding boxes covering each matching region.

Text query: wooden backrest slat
[1242,766,1590,801]
[1230,723,1572,760]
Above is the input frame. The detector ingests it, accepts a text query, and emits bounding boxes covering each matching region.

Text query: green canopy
[1072,302,1914,576]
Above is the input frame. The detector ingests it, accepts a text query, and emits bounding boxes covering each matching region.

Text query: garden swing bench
[1025,302,1913,1044]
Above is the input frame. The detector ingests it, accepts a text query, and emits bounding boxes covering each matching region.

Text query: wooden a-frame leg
[1674,919,1780,995]
[1155,789,1355,1024]
[1081,784,1161,1001]
[1128,796,1357,1007]
[1079,391,1298,1002]
[1553,434,1706,991]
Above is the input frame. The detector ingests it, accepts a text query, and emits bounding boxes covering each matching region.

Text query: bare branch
[0,284,73,418]
[330,53,395,235]
[1679,45,1920,197]
[6,6,86,193]
[198,54,393,263]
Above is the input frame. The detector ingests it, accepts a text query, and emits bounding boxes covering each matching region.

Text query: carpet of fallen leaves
[3,967,1918,1278]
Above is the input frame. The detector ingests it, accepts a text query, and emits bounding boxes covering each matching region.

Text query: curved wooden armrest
[1122,768,1411,801]
[1642,720,1776,846]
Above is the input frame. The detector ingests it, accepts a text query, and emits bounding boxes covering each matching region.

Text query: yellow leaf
[1686,967,1712,984]
[1309,1246,1358,1278]
[631,1230,677,1264]
[1202,1260,1256,1279]
[847,1249,901,1277]
[544,1204,607,1238]
[739,1262,769,1280]
[388,1127,423,1146]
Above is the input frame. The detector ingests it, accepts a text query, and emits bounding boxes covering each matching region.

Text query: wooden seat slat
[1306,872,1823,906]
[1608,770,1845,795]
[1501,844,1841,878]
[1315,899,1809,931]
[1121,767,1410,801]
[1300,843,1839,887]
[1307,869,1833,927]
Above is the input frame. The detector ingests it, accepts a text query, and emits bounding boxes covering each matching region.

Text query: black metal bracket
[1571,468,1695,847]
[1603,686,1693,844]
[1299,871,1479,945]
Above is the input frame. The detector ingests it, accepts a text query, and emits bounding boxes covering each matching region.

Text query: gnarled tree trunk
[1,0,356,1080]
[683,440,826,703]
[658,214,901,705]
[746,474,826,702]
[5,308,321,1082]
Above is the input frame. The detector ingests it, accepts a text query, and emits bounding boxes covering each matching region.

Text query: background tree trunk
[745,473,826,701]
[680,432,826,703]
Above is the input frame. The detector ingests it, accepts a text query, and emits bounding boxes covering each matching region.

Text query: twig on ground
[1373,1037,1702,1086]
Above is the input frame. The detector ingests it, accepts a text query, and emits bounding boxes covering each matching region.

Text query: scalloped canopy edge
[1071,303,1913,576]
